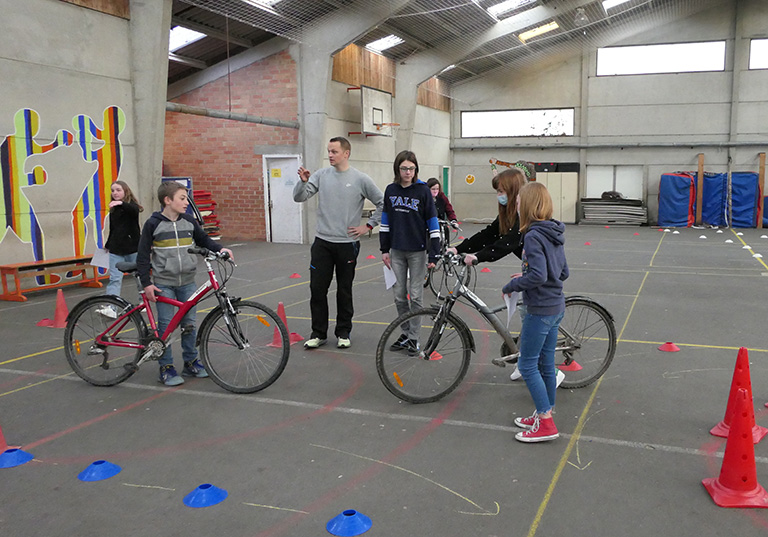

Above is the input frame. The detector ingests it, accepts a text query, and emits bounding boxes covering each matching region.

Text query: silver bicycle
[376,253,617,403]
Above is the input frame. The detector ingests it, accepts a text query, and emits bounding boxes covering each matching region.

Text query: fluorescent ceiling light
[366,35,404,53]
[602,0,632,11]
[518,21,559,43]
[240,0,283,6]
[440,64,456,73]
[169,27,206,52]
[487,0,537,18]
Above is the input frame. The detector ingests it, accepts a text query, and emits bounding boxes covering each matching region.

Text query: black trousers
[309,238,360,339]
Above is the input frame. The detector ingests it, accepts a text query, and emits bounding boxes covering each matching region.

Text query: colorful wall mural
[0,106,125,284]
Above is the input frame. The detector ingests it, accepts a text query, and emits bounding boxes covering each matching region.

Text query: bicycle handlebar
[444,252,478,266]
[188,247,231,261]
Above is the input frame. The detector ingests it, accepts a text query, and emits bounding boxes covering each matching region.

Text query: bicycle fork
[219,295,248,350]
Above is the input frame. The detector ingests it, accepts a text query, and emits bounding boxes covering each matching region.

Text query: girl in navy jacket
[502,182,569,443]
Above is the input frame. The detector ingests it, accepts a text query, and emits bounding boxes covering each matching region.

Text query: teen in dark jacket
[104,181,142,297]
[451,168,527,264]
[380,151,440,355]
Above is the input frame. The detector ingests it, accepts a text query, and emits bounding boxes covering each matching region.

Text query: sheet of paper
[90,247,110,269]
[383,265,397,290]
[504,291,519,329]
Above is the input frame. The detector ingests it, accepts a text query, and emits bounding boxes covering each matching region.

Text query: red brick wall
[163,50,298,240]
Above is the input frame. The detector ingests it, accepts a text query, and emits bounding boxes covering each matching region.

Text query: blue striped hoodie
[379,180,440,262]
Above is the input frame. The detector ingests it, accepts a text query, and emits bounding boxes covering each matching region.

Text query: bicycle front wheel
[427,261,473,297]
[64,296,144,387]
[199,301,290,394]
[376,307,472,403]
[557,298,617,389]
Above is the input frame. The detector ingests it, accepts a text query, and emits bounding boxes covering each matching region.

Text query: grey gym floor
[2,224,768,537]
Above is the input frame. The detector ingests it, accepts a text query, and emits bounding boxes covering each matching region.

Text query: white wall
[449,0,768,225]
[0,0,137,263]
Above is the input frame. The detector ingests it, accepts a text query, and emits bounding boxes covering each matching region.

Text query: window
[461,109,574,138]
[750,39,768,70]
[169,27,206,52]
[366,35,404,53]
[597,41,726,76]
[486,0,537,19]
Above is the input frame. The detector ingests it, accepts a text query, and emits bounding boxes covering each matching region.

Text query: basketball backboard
[361,85,394,137]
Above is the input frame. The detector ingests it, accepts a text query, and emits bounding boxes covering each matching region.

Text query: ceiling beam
[172,16,254,49]
[169,52,208,70]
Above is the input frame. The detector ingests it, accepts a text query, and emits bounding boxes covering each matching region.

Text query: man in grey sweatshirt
[293,137,384,349]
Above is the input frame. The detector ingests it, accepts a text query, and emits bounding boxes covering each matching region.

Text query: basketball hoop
[373,122,400,137]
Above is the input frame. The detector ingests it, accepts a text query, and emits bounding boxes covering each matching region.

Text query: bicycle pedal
[491,358,507,367]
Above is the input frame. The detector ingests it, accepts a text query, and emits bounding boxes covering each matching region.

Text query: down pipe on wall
[450,141,768,150]
[166,102,300,130]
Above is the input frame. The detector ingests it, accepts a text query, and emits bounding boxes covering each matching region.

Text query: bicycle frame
[94,257,222,353]
[438,254,590,367]
[436,254,519,355]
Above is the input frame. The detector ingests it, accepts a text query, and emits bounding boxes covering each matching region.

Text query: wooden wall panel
[331,44,361,87]
[59,0,129,18]
[417,77,451,112]
[332,44,395,96]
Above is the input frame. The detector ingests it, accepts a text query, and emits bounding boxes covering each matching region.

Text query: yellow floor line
[527,268,650,537]
[731,229,768,271]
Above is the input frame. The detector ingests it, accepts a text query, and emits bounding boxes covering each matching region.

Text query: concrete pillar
[129,0,172,213]
[292,0,411,241]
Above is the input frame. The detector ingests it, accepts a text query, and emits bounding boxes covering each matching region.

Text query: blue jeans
[155,282,198,368]
[390,249,427,340]
[106,252,137,297]
[518,309,564,414]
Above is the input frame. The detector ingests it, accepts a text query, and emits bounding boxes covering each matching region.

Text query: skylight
[366,35,404,53]
[487,0,537,18]
[240,0,283,7]
[602,0,633,11]
[169,27,206,52]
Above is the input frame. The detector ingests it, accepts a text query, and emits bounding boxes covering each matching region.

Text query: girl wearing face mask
[449,168,565,386]
[449,168,526,266]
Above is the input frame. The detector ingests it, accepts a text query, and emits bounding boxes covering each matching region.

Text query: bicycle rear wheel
[64,296,144,386]
[556,298,616,389]
[199,301,289,394]
[376,307,472,403]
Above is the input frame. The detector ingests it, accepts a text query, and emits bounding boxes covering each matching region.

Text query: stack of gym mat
[580,198,648,225]
[192,190,221,239]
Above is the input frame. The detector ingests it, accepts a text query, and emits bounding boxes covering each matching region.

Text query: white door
[264,155,303,243]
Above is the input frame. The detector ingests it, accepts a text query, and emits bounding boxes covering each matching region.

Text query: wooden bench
[0,256,105,302]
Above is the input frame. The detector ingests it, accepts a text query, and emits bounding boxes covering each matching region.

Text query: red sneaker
[514,411,537,430]
[515,416,559,443]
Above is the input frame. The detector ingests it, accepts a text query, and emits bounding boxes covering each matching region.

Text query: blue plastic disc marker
[78,460,122,481]
[183,483,228,508]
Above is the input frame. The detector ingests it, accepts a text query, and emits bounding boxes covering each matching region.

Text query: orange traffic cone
[703,388,768,507]
[659,342,680,352]
[710,348,768,444]
[269,302,303,347]
[36,289,69,328]
[0,422,7,452]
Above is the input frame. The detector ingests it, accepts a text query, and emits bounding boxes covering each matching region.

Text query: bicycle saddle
[115,261,138,273]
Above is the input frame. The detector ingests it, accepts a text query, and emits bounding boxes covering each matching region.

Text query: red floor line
[24,387,180,451]
[254,315,492,537]
[39,355,366,465]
